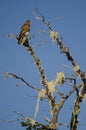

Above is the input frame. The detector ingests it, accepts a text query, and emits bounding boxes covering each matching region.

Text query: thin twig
[3,72,40,91]
[0,118,20,122]
[33,8,53,31]
[32,40,48,48]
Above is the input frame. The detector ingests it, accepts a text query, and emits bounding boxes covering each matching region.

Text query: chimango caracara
[17,20,31,46]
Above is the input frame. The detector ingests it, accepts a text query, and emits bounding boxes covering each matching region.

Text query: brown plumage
[17,20,31,46]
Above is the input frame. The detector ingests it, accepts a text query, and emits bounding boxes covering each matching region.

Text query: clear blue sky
[0,0,86,130]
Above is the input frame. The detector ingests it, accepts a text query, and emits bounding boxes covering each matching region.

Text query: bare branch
[65,83,83,99]
[32,40,48,48]
[33,8,53,31]
[0,118,20,123]
[25,43,48,87]
[3,72,40,91]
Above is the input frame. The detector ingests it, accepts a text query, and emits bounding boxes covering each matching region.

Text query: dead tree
[2,10,86,130]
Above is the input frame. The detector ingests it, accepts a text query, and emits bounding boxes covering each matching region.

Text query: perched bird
[17,20,31,46]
